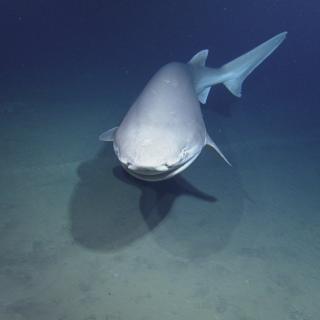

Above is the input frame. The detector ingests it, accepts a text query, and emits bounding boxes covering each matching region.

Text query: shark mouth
[121,153,200,181]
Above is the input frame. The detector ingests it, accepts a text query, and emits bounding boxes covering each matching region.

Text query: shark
[99,32,287,181]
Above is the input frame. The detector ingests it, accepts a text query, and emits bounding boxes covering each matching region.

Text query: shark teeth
[127,163,169,173]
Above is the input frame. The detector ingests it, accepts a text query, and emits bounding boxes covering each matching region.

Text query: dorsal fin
[188,49,209,67]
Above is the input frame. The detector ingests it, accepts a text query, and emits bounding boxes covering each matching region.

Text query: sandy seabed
[0,88,319,320]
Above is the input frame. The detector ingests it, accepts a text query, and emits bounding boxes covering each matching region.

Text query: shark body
[100,32,287,181]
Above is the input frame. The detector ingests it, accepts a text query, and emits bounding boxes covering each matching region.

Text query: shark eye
[165,148,189,168]
[113,143,120,156]
[174,147,189,164]
[181,147,188,160]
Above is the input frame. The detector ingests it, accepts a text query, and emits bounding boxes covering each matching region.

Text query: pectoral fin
[206,133,232,166]
[99,127,118,142]
[198,87,212,104]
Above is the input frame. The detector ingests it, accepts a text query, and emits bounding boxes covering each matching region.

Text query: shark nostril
[119,157,130,166]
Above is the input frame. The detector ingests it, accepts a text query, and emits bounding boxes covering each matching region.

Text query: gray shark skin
[100,32,287,181]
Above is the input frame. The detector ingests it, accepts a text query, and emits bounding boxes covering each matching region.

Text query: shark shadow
[69,146,216,252]
[112,165,216,230]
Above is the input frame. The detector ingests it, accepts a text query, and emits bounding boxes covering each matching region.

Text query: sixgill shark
[100,32,287,181]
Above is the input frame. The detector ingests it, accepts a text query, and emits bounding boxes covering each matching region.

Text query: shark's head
[113,129,201,181]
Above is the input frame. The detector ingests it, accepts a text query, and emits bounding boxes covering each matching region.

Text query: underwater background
[0,1,319,319]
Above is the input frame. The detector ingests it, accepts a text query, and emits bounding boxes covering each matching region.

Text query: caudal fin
[222,32,287,97]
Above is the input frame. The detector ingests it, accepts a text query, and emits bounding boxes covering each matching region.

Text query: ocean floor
[0,85,319,320]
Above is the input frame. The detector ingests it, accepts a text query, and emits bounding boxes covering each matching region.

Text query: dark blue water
[1,1,319,100]
[0,1,319,320]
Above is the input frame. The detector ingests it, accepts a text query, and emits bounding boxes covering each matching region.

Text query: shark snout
[118,156,173,175]
[118,152,188,175]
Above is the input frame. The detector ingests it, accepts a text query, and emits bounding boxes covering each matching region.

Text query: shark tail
[221,32,287,97]
[188,32,287,166]
[189,32,287,103]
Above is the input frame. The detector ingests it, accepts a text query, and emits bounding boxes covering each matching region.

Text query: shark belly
[113,62,207,180]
